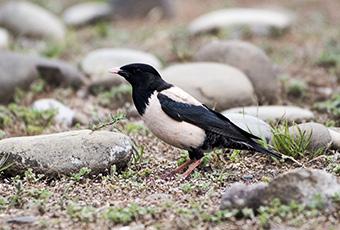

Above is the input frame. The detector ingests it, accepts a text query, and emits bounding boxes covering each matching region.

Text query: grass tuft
[271,122,312,158]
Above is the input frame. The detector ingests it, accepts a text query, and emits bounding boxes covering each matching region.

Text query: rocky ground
[0,0,339,229]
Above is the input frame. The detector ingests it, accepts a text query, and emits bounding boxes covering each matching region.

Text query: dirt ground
[0,0,339,229]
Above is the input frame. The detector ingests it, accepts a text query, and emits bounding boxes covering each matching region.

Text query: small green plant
[24,169,44,183]
[286,79,307,98]
[271,122,312,158]
[131,145,145,166]
[41,42,65,58]
[0,153,12,175]
[103,203,153,224]
[70,167,92,182]
[331,192,340,203]
[98,85,132,108]
[90,112,126,131]
[95,21,110,38]
[9,176,25,208]
[229,149,241,162]
[0,107,12,128]
[29,188,51,201]
[258,199,305,227]
[332,164,340,175]
[315,94,340,118]
[30,79,46,94]
[67,203,96,223]
[177,151,189,166]
[7,104,56,135]
[124,122,147,134]
[0,197,8,210]
[180,182,194,194]
[316,39,340,68]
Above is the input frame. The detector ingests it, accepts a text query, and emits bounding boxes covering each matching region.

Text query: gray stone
[81,48,162,80]
[32,98,75,127]
[110,0,175,19]
[223,112,272,141]
[220,182,267,210]
[0,52,39,104]
[221,168,340,211]
[161,63,256,111]
[329,128,340,150]
[0,27,9,49]
[194,40,279,103]
[189,8,294,36]
[288,122,332,152]
[0,1,65,41]
[262,168,340,209]
[7,216,36,224]
[0,51,87,104]
[226,105,314,122]
[63,2,111,27]
[0,130,132,175]
[36,59,86,88]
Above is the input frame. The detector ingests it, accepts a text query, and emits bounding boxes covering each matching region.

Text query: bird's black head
[110,63,172,115]
[111,63,168,91]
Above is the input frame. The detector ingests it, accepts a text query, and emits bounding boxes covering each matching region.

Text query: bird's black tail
[250,141,283,159]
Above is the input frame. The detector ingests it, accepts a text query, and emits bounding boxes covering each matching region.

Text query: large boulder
[161,63,256,111]
[0,1,65,41]
[194,40,279,103]
[0,130,132,175]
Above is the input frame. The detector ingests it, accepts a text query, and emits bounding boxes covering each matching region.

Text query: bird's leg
[182,159,202,180]
[172,159,194,174]
[162,159,193,179]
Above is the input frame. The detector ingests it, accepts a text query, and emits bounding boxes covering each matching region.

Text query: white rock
[81,48,162,80]
[223,112,272,141]
[63,2,111,27]
[329,128,340,150]
[0,1,65,41]
[226,105,314,122]
[32,98,75,126]
[161,63,256,110]
[194,40,279,103]
[0,28,9,48]
[189,8,294,36]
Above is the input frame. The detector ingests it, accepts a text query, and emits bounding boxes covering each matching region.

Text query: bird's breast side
[142,93,206,149]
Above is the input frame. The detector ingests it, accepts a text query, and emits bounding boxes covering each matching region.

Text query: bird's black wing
[157,93,260,142]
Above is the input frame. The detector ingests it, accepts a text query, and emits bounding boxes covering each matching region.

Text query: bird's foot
[181,159,202,180]
[161,159,194,180]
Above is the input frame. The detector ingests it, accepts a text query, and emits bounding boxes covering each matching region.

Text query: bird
[110,63,284,179]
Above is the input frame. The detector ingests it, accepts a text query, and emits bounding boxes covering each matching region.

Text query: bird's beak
[109,67,121,75]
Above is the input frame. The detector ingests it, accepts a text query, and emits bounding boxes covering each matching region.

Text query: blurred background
[0,0,340,229]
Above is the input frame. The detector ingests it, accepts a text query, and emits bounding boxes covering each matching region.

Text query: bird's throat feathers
[132,81,172,116]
